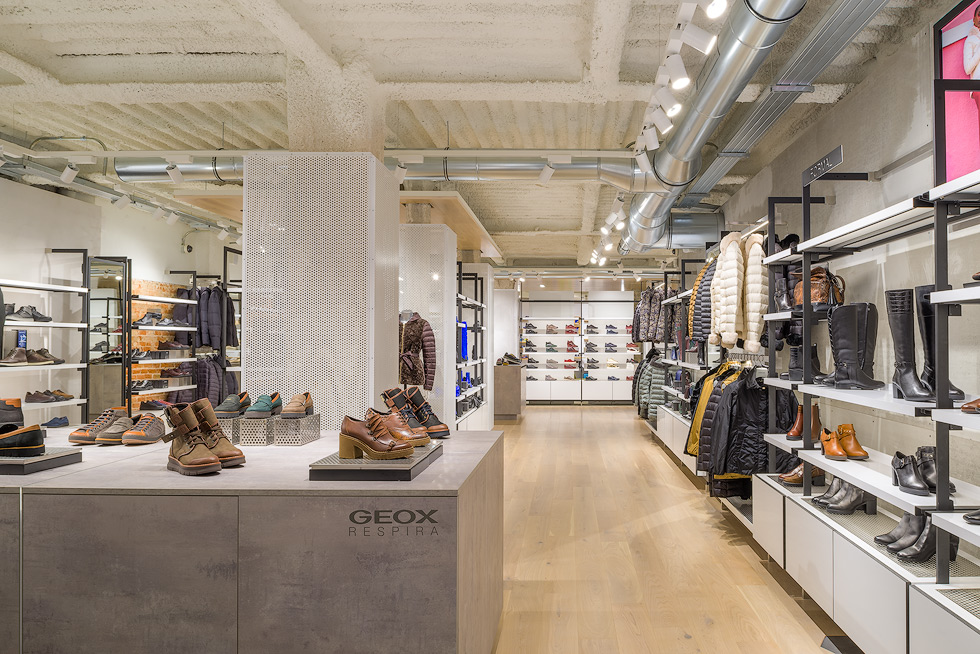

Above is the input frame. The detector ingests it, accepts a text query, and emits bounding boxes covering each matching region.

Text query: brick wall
[129,279,197,404]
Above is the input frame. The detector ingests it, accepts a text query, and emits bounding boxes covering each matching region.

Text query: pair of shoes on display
[546,359,559,368]
[91,321,109,331]
[781,344,823,382]
[139,400,171,411]
[874,512,959,563]
[891,446,954,496]
[587,363,599,369]
[545,375,557,381]
[626,375,634,381]
[163,400,246,474]
[584,376,596,381]
[778,463,826,487]
[161,366,191,378]
[585,344,598,353]
[566,341,578,351]
[563,360,576,369]
[0,424,44,457]
[158,340,189,351]
[41,416,69,428]
[786,403,822,442]
[69,407,168,447]
[335,387,450,460]
[5,305,52,322]
[545,325,558,334]
[26,390,70,404]
[132,310,163,328]
[90,342,109,354]
[526,375,538,381]
[819,424,869,461]
[526,357,540,364]
[586,325,599,334]
[608,376,620,381]
[130,380,155,392]
[810,478,874,515]
[501,353,521,365]
[213,391,285,419]
[885,287,964,401]
[0,348,62,367]
[607,359,619,368]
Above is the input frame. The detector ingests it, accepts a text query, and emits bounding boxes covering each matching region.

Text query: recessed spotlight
[655,87,682,117]
[112,195,132,209]
[166,164,184,184]
[432,273,439,281]
[394,165,408,183]
[683,23,717,54]
[665,54,690,90]
[600,225,610,236]
[60,163,79,183]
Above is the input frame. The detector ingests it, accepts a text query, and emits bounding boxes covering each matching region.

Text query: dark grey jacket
[197,287,211,347]
[174,287,191,346]
[691,260,717,343]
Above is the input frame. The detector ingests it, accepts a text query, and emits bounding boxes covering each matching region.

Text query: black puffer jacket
[197,287,211,347]
[691,260,717,343]
[697,369,741,472]
[709,373,799,477]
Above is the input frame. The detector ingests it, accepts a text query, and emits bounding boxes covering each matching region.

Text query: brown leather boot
[820,428,847,461]
[339,415,414,460]
[162,404,222,475]
[190,398,246,467]
[778,463,826,487]
[837,424,869,460]
[366,408,430,446]
[786,406,803,440]
[809,404,823,444]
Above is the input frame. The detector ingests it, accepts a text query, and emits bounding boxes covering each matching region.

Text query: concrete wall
[721,18,980,486]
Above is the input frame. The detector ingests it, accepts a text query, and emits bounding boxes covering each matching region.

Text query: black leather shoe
[811,477,843,507]
[825,483,872,515]
[892,451,931,496]
[916,446,956,494]
[887,514,927,553]
[896,515,959,563]
[875,512,913,546]
[0,424,44,456]
[964,510,980,525]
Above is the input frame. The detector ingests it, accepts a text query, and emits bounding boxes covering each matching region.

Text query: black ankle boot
[888,514,927,552]
[875,513,913,545]
[811,477,843,507]
[916,446,956,494]
[773,278,793,312]
[892,451,931,496]
[785,346,802,381]
[915,285,965,401]
[825,483,873,515]
[896,515,959,563]
[885,290,934,401]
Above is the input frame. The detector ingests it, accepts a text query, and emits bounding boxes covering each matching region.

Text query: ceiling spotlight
[590,258,597,265]
[165,212,179,225]
[394,165,408,184]
[165,164,184,184]
[112,195,132,209]
[665,54,690,90]
[60,163,79,184]
[698,0,727,19]
[604,241,614,252]
[538,164,556,184]
[611,195,624,213]
[650,108,674,134]
[539,283,545,288]
[217,228,228,241]
[115,275,123,281]
[151,207,166,221]
[600,225,610,236]
[599,257,607,266]
[432,273,439,281]
[642,126,659,152]
[616,219,626,231]
[683,23,717,54]
[634,147,654,174]
[655,87,682,117]
[584,275,590,281]
[519,275,525,282]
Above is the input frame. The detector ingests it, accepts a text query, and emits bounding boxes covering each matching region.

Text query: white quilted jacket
[709,232,744,348]
[742,233,768,353]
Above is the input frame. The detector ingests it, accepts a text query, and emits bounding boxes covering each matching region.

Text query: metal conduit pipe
[619,0,807,254]
[115,157,244,183]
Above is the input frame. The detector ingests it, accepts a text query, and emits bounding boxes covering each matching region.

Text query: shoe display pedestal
[0,429,503,654]
[0,447,81,475]
[493,364,525,420]
[227,414,322,447]
[309,440,443,481]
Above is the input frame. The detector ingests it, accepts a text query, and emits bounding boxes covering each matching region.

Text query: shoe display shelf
[660,384,688,402]
[131,294,198,305]
[720,496,753,531]
[456,262,488,424]
[762,376,798,390]
[132,356,196,364]
[2,250,92,426]
[457,358,485,369]
[131,324,196,332]
[132,384,197,397]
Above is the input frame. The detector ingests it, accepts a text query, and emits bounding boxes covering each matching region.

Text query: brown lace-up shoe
[189,399,246,467]
[162,404,222,475]
[121,414,166,445]
[365,408,430,446]
[339,415,414,460]
[70,407,128,444]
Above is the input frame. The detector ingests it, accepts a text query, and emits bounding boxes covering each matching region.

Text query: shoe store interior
[3,1,980,653]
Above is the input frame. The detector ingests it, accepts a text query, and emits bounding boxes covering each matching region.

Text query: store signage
[16,330,26,349]
[348,509,440,537]
[802,145,843,187]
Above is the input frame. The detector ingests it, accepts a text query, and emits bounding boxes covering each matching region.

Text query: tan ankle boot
[190,399,246,468]
[163,404,222,476]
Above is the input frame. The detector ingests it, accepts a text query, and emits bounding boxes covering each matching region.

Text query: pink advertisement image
[942,0,980,181]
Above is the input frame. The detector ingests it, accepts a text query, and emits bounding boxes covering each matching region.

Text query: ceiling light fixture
[432,273,439,281]
[655,87,682,117]
[604,241,614,252]
[166,164,184,184]
[683,23,717,54]
[519,275,525,282]
[151,207,166,221]
[112,195,132,210]
[641,127,659,152]
[599,257,607,266]
[217,228,228,241]
[59,163,79,184]
[634,147,654,174]
[611,195,625,214]
[698,0,727,19]
[394,165,408,183]
[665,54,690,90]
[538,164,556,184]
[165,212,179,225]
[615,217,626,231]
[650,107,674,134]
[583,275,590,282]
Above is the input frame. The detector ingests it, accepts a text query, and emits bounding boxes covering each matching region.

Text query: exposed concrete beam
[0,80,286,105]
[586,0,632,92]
[577,185,601,265]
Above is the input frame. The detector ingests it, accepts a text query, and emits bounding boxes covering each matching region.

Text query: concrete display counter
[0,429,504,654]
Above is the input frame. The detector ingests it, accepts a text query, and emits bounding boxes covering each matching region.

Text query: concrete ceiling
[0,0,946,267]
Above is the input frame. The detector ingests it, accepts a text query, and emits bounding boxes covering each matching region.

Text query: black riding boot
[885,290,934,401]
[915,284,965,400]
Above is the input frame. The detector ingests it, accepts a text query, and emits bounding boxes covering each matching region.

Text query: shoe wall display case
[0,249,91,429]
[522,290,637,404]
[457,262,494,430]
[220,245,243,396]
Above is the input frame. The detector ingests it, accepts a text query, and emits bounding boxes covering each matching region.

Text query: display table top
[0,428,503,497]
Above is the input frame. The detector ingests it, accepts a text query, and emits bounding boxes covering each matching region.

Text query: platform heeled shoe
[815,478,850,507]
[896,515,960,563]
[875,512,913,546]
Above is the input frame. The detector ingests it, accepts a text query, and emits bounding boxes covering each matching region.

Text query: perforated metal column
[242,153,398,429]
[398,224,457,422]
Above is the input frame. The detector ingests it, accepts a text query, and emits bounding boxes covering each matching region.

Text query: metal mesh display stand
[238,419,273,446]
[242,154,399,430]
[217,418,240,445]
[273,414,321,446]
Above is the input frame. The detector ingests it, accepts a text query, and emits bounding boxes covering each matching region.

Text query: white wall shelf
[0,279,88,294]
[132,294,198,305]
[763,432,803,453]
[226,366,242,373]
[0,364,86,374]
[762,248,799,266]
[930,286,980,306]
[459,384,486,399]
[661,385,689,402]
[454,403,482,425]
[933,409,980,432]
[21,398,87,410]
[5,321,87,330]
[798,383,937,418]
[764,311,793,322]
[133,357,196,364]
[659,358,704,371]
[763,377,798,390]
[796,197,934,256]
[457,358,486,369]
[134,384,196,396]
[133,325,197,332]
[932,513,980,551]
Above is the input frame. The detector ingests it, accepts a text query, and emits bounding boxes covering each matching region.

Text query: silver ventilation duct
[619,0,807,254]
[115,157,244,183]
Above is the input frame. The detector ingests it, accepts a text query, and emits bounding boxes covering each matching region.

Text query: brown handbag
[792,267,845,308]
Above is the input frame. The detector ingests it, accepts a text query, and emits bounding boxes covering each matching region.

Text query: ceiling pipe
[115,157,244,183]
[619,0,807,254]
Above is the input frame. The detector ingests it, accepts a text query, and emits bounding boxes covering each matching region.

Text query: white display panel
[751,476,785,567]
[785,501,835,617]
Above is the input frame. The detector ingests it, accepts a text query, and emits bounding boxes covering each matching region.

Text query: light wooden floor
[492,405,832,654]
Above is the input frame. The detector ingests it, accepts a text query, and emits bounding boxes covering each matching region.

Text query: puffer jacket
[697,369,743,472]
[634,287,655,343]
[654,288,676,343]
[633,349,659,405]
[644,364,669,419]
[207,286,225,349]
[685,362,739,457]
[644,286,666,342]
[399,312,436,391]
[691,260,717,344]
[742,233,768,353]
[174,287,191,346]
[672,300,687,344]
[197,287,210,348]
[688,262,708,338]
[637,359,657,417]
[710,233,745,348]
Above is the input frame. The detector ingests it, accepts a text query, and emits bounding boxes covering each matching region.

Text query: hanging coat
[710,233,745,347]
[742,234,768,353]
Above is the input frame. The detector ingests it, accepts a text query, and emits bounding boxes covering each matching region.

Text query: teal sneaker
[214,392,251,418]
[244,392,282,419]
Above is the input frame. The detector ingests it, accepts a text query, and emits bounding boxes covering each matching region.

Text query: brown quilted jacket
[399,313,437,391]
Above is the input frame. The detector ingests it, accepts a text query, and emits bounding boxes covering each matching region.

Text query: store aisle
[492,405,830,654]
